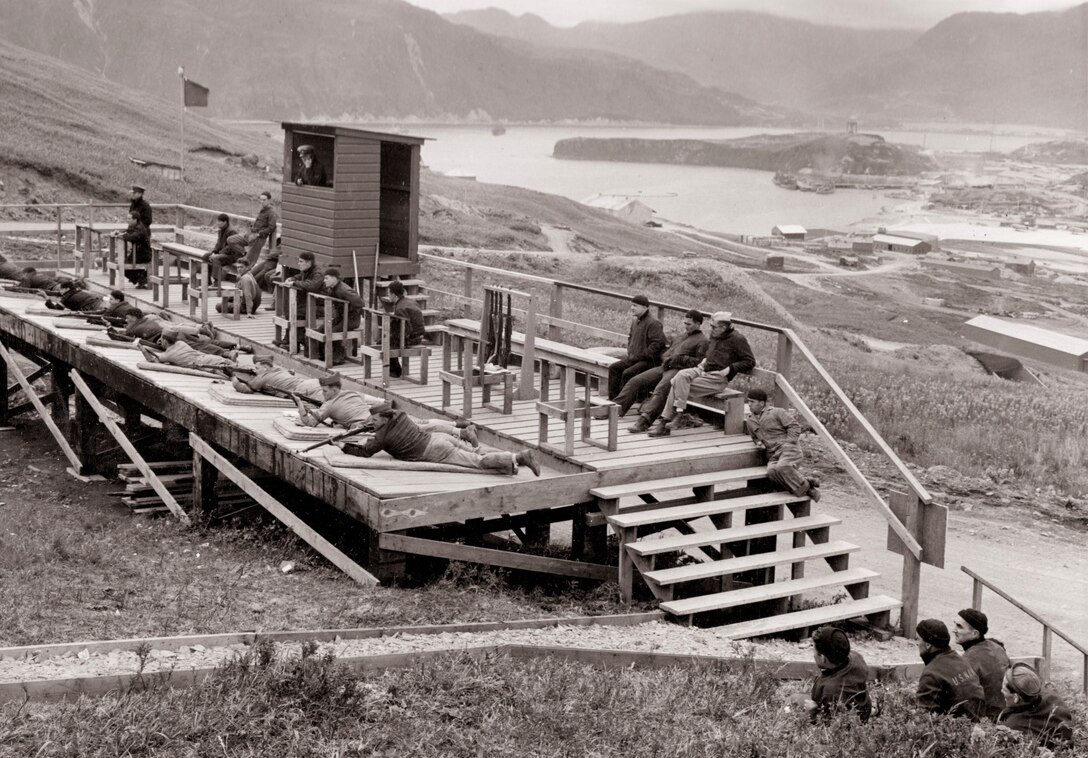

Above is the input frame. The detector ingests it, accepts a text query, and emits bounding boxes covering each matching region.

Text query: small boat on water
[772,170,798,190]
[815,182,835,194]
[491,125,506,136]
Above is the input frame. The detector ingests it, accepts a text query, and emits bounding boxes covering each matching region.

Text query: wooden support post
[0,345,9,429]
[895,490,922,638]
[118,396,143,432]
[69,371,191,526]
[548,283,563,341]
[523,520,550,548]
[774,332,793,408]
[50,362,70,435]
[0,342,82,470]
[618,526,636,602]
[971,577,983,611]
[1041,626,1052,682]
[72,391,105,476]
[462,267,473,318]
[192,448,219,516]
[189,433,378,586]
[55,206,63,271]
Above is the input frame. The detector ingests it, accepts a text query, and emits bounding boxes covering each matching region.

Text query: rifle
[301,424,372,453]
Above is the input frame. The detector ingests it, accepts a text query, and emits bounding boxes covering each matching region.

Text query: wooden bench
[74,223,171,278]
[439,331,514,418]
[536,364,619,455]
[148,241,188,308]
[103,236,149,292]
[305,291,363,369]
[156,242,217,322]
[359,307,430,387]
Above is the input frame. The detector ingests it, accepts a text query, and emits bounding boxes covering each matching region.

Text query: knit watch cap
[1004,662,1042,699]
[299,251,315,262]
[746,388,768,402]
[325,267,341,279]
[369,401,394,415]
[812,625,851,665]
[631,294,650,306]
[217,213,230,222]
[916,619,951,648]
[958,608,988,635]
[388,280,406,296]
[318,373,341,387]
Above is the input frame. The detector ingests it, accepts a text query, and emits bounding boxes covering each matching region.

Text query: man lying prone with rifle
[230,355,323,404]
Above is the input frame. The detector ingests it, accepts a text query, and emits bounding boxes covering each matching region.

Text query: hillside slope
[0,0,772,126]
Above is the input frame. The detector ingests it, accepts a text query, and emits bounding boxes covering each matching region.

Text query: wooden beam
[189,433,378,586]
[379,532,616,581]
[192,448,219,516]
[0,341,81,470]
[775,374,923,560]
[896,490,921,638]
[69,371,191,525]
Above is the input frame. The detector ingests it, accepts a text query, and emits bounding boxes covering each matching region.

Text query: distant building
[838,256,859,268]
[851,240,874,254]
[765,254,784,271]
[923,259,1002,280]
[1005,259,1036,276]
[872,233,932,254]
[887,230,940,251]
[129,157,182,181]
[771,225,807,241]
[582,195,654,225]
[962,315,1088,373]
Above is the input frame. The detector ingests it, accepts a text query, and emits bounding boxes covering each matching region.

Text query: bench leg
[723,395,745,435]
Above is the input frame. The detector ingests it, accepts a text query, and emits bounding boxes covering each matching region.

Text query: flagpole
[178,66,186,183]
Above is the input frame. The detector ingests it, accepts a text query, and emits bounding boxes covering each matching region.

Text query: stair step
[608,492,805,530]
[644,540,858,586]
[659,567,878,616]
[716,595,902,640]
[627,514,841,557]
[590,466,768,501]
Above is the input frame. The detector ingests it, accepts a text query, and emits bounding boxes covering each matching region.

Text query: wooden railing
[962,565,1087,694]
[421,250,934,629]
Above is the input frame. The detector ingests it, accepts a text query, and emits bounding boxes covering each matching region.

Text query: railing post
[774,332,793,407]
[894,490,922,638]
[462,267,473,318]
[971,578,983,610]
[1041,627,1052,681]
[55,206,63,271]
[1082,653,1087,696]
[174,204,183,234]
[548,283,563,341]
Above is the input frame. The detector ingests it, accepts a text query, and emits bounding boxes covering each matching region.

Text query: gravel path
[0,622,921,685]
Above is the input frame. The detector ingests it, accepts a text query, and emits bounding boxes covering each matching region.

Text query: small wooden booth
[279,123,425,282]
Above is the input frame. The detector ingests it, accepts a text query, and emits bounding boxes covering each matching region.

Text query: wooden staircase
[590,467,900,639]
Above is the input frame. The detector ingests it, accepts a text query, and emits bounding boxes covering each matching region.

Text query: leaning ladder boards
[590,467,900,639]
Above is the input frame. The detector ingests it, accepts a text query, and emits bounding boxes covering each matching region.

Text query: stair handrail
[962,565,1088,694]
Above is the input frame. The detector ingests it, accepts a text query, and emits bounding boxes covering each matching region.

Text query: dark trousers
[613,365,665,416]
[608,358,656,400]
[390,335,424,377]
[637,368,680,422]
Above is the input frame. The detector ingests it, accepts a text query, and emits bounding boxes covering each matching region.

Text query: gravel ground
[0,622,921,684]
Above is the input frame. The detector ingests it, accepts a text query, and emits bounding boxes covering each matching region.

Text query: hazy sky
[405,0,1076,28]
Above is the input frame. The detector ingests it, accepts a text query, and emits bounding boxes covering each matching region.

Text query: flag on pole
[182,78,209,108]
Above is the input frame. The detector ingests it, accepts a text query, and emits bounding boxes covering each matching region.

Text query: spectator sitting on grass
[998,662,1074,750]
[801,625,872,722]
[915,618,986,720]
[954,608,1010,720]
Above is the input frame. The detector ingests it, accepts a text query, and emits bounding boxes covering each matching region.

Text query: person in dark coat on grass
[608,293,666,400]
[954,608,1010,720]
[915,618,985,720]
[998,662,1074,750]
[803,625,872,722]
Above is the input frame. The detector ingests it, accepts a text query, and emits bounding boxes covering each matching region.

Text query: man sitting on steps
[743,388,821,503]
[341,402,541,476]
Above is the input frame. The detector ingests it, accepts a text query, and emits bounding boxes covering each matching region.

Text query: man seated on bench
[204,213,246,284]
[625,308,708,432]
[340,402,541,477]
[230,355,322,403]
[314,267,364,365]
[215,260,262,317]
[744,388,821,503]
[384,279,426,378]
[111,209,152,288]
[649,311,755,437]
[138,339,239,377]
[44,279,103,312]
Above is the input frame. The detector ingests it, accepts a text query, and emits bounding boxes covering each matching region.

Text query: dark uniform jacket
[320,281,364,327]
[60,288,103,311]
[122,220,152,264]
[251,205,278,242]
[0,259,20,280]
[961,637,1010,719]
[210,226,244,261]
[125,315,165,341]
[130,197,153,228]
[999,691,1074,750]
[703,326,755,377]
[626,311,666,364]
[19,271,58,290]
[917,647,985,719]
[346,409,430,461]
[392,295,426,347]
[811,651,872,722]
[297,158,328,187]
[104,300,139,320]
[661,327,708,370]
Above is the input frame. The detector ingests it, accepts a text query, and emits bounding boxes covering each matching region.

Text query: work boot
[627,415,651,434]
[515,450,541,477]
[460,424,479,448]
[808,475,822,490]
[647,418,670,437]
[666,411,690,430]
[807,484,822,503]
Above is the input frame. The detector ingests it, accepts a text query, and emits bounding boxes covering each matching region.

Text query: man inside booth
[295,144,328,187]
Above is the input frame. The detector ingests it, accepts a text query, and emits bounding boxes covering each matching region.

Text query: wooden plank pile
[115,460,258,515]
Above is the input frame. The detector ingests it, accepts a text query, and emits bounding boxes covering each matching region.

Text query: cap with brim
[297,144,315,154]
[131,185,145,193]
[632,294,650,306]
[318,374,341,387]
[369,402,394,415]
[1005,662,1042,699]
[916,619,951,648]
[711,311,733,324]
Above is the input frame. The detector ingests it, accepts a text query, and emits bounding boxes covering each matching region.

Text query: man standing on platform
[341,402,540,476]
[744,388,821,502]
[244,191,278,268]
[129,185,152,228]
[649,311,755,436]
[608,293,666,400]
[954,608,1010,720]
[386,279,425,378]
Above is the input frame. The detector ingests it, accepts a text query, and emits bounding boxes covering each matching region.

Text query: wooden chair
[148,242,187,308]
[272,282,307,355]
[104,236,148,291]
[359,307,430,386]
[439,331,513,418]
[305,291,363,369]
[536,363,618,456]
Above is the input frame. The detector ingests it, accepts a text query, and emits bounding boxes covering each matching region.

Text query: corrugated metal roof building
[583,195,654,225]
[772,225,807,240]
[873,234,932,254]
[962,315,1088,373]
[922,259,1002,280]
